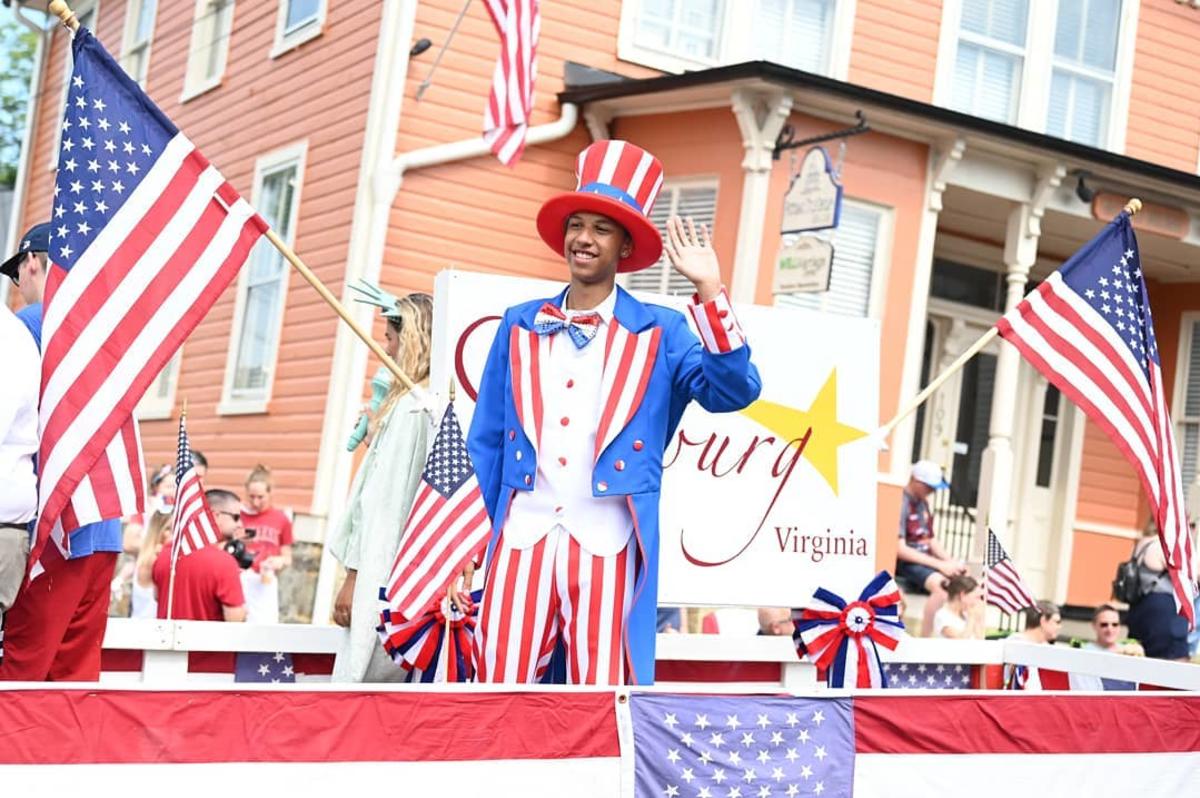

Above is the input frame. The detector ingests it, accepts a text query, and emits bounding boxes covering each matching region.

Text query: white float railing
[89,619,1200,691]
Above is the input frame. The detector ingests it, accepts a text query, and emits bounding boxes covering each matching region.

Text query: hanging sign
[781,146,843,233]
[773,234,834,295]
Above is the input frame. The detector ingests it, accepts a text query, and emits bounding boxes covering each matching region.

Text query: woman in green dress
[329,290,433,682]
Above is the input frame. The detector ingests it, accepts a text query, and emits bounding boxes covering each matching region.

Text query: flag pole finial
[48,0,80,32]
[448,379,456,404]
[1124,197,1143,217]
[181,397,188,418]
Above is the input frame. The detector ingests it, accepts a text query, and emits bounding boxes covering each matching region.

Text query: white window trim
[1171,311,1200,487]
[137,349,182,421]
[52,0,100,169]
[218,140,308,416]
[119,0,156,87]
[269,0,327,59]
[617,0,856,81]
[181,0,235,103]
[932,0,1138,152]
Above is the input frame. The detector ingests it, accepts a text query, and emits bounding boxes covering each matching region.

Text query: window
[624,180,718,296]
[221,144,305,412]
[754,0,838,73]
[121,0,157,86]
[182,0,235,100]
[137,351,181,420]
[272,0,325,56]
[1035,384,1062,487]
[937,0,1135,150]
[1046,0,1122,147]
[775,201,887,318]
[620,0,855,78]
[1174,316,1200,484]
[950,0,1028,123]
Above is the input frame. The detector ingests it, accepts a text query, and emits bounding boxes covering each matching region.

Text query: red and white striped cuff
[686,288,746,353]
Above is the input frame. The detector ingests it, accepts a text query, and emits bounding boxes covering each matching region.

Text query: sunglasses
[216,510,241,522]
[1096,621,1119,628]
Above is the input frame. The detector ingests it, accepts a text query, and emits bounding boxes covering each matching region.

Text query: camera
[223,527,257,570]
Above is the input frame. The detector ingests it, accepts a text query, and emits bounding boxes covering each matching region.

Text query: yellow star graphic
[739,369,867,495]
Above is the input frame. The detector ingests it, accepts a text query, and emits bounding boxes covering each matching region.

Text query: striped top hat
[536,140,665,273]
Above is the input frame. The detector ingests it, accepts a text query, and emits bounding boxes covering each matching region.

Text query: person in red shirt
[240,465,293,623]
[152,489,246,622]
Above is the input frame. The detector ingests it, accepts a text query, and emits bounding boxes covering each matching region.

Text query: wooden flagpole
[48,0,422,398]
[876,197,1144,442]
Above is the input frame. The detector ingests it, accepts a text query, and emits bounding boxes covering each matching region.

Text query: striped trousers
[476,526,636,685]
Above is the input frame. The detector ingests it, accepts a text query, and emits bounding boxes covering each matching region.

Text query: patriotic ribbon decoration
[533,303,602,349]
[796,571,906,688]
[378,589,481,683]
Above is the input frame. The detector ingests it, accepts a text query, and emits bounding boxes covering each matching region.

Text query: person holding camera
[151,489,246,622]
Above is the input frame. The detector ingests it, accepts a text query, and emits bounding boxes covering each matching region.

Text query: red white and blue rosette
[377,589,481,682]
[796,570,906,688]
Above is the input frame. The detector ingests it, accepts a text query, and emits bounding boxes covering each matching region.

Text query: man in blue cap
[0,222,125,681]
[0,222,51,348]
[896,459,966,636]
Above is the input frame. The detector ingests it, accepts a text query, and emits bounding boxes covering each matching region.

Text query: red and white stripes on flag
[170,414,219,561]
[33,29,267,570]
[384,403,492,622]
[985,529,1037,615]
[996,213,1196,625]
[482,0,540,166]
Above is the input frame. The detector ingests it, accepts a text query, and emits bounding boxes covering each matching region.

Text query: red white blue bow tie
[533,303,603,349]
[796,570,906,688]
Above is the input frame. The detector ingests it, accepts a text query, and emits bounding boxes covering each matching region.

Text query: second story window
[183,0,236,100]
[951,0,1028,124]
[622,0,853,78]
[939,0,1132,150]
[1047,0,1122,147]
[624,179,719,296]
[273,0,326,55]
[121,0,158,86]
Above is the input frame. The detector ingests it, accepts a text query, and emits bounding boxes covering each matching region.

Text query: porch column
[729,90,793,304]
[976,165,1064,560]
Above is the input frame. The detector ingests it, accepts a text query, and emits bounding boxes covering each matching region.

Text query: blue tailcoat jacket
[467,285,761,684]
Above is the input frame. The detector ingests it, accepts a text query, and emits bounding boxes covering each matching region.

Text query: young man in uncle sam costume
[464,140,762,685]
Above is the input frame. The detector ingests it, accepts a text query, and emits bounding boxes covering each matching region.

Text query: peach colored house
[7,0,1200,620]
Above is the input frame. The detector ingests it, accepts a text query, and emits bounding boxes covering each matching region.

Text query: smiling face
[563,212,631,286]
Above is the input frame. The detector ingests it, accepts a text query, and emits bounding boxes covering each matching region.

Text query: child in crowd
[932,574,985,640]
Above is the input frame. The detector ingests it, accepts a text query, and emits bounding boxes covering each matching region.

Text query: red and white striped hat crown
[536,140,665,272]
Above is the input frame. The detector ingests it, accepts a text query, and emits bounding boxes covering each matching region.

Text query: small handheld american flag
[984,529,1037,616]
[996,211,1197,626]
[169,412,220,564]
[383,402,492,623]
[31,26,266,572]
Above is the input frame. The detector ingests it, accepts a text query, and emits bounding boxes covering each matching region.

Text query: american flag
[234,652,296,683]
[631,694,854,798]
[881,663,973,690]
[482,0,540,165]
[996,212,1196,625]
[169,413,219,562]
[984,529,1037,615]
[383,402,491,623]
[33,29,266,569]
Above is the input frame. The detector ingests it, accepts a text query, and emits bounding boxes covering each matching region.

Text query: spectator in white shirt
[932,574,985,639]
[0,304,39,629]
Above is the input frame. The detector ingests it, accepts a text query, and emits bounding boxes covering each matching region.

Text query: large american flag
[996,212,1196,626]
[383,402,491,622]
[169,413,219,562]
[33,29,266,569]
[985,529,1037,615]
[482,0,540,166]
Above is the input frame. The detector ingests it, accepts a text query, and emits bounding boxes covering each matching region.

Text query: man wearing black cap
[1,222,51,348]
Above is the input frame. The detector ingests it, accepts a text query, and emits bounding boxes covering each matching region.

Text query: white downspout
[2,10,48,306]
[309,39,579,621]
